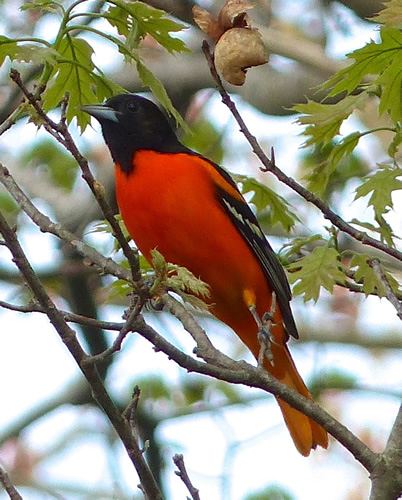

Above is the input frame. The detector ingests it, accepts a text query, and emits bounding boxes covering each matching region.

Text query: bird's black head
[81,94,187,173]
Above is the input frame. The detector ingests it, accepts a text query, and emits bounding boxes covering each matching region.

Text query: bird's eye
[127,101,139,113]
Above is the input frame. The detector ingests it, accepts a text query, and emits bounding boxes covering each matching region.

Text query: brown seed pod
[218,0,255,30]
[214,27,268,86]
[193,6,224,41]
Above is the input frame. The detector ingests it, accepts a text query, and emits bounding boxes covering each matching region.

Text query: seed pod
[193,5,224,41]
[218,0,255,30]
[214,27,268,86]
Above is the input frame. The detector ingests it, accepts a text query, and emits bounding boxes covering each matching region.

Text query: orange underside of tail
[262,342,329,456]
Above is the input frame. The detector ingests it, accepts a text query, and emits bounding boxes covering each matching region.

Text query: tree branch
[0,465,23,500]
[369,405,402,500]
[0,162,131,283]
[132,314,379,473]
[368,259,402,320]
[173,454,201,500]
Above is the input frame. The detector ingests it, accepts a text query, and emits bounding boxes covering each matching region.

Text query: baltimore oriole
[82,94,328,456]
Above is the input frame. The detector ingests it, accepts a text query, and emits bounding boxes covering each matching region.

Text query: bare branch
[370,405,402,500]
[0,465,23,500]
[173,454,201,500]
[368,259,402,320]
[0,162,131,283]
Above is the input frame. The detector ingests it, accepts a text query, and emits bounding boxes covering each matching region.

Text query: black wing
[211,161,298,340]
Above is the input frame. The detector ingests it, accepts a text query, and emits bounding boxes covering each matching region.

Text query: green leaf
[287,245,346,302]
[376,55,402,123]
[136,59,188,130]
[20,0,63,12]
[305,132,362,195]
[150,249,210,309]
[293,93,367,149]
[233,174,299,233]
[107,1,189,55]
[309,369,358,393]
[0,36,58,67]
[325,28,402,97]
[21,138,78,190]
[349,253,400,297]
[354,165,402,219]
[43,36,122,131]
[0,190,18,215]
[279,234,324,262]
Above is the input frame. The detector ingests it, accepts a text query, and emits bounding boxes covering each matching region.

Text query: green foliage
[0,36,58,66]
[0,190,18,216]
[294,94,367,149]
[43,36,122,130]
[151,249,210,309]
[279,234,325,263]
[245,485,294,500]
[325,28,402,124]
[354,165,402,245]
[354,165,402,220]
[21,138,78,191]
[287,243,346,302]
[294,10,402,196]
[181,118,225,165]
[106,1,189,55]
[293,94,370,195]
[233,174,299,233]
[348,253,400,297]
[1,0,189,131]
[300,141,369,199]
[309,369,358,395]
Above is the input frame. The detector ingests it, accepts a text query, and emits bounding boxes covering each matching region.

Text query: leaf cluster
[1,0,190,131]
[283,2,402,303]
[150,249,210,310]
[293,2,402,213]
[282,235,400,303]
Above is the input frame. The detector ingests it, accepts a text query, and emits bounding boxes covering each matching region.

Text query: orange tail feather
[265,343,328,456]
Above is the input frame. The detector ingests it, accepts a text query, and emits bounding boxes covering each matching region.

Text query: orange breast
[115,150,281,352]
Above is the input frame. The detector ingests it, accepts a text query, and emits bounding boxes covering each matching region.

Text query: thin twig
[0,465,23,500]
[123,386,142,442]
[0,298,124,329]
[201,41,402,263]
[0,162,131,282]
[368,259,402,320]
[173,454,201,500]
[87,298,144,364]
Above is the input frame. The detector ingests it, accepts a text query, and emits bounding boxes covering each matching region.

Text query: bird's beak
[79,104,120,123]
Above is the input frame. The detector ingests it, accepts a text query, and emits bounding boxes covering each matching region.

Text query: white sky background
[0,1,401,499]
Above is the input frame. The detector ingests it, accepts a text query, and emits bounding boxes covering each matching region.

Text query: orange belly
[115,151,278,347]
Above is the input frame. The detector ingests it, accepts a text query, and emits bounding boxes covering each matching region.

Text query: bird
[81,93,328,456]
